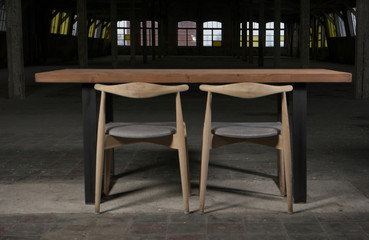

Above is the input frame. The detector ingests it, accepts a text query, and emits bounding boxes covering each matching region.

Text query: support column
[258,1,265,67]
[151,0,156,61]
[77,0,88,68]
[197,19,203,55]
[248,7,254,64]
[242,18,247,61]
[5,0,25,99]
[299,0,310,68]
[142,19,147,63]
[130,0,136,64]
[274,0,281,68]
[151,20,156,60]
[355,0,369,99]
[111,0,118,68]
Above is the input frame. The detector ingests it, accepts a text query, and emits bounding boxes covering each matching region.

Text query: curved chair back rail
[200,82,293,98]
[93,82,191,214]
[198,82,294,214]
[95,82,189,98]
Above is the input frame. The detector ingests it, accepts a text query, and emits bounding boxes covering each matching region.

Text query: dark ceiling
[37,0,357,23]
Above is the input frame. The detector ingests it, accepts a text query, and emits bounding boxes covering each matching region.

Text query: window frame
[117,20,131,46]
[140,20,159,47]
[203,21,222,47]
[177,21,197,47]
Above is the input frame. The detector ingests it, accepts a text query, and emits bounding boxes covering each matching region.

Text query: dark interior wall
[0,32,6,67]
[327,37,355,64]
[0,0,356,66]
[47,34,111,62]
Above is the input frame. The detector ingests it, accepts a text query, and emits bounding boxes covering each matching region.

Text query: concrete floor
[0,56,369,239]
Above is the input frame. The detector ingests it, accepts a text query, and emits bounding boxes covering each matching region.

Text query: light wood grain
[95,82,188,98]
[94,83,190,213]
[200,83,293,98]
[198,83,294,213]
[35,69,352,83]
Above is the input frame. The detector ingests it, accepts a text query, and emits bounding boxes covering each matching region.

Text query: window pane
[178,29,186,45]
[203,40,212,46]
[213,35,222,41]
[203,30,212,36]
[213,30,221,36]
[188,29,197,44]
[178,40,186,46]
[178,21,196,28]
[266,41,273,47]
[188,41,196,46]
[203,35,212,41]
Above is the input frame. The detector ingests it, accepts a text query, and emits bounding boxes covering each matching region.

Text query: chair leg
[185,137,191,196]
[104,149,113,196]
[178,140,190,214]
[277,149,286,196]
[199,138,211,213]
[284,147,293,213]
[95,149,104,213]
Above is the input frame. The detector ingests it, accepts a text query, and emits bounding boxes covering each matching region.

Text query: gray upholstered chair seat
[212,122,282,138]
[106,122,177,139]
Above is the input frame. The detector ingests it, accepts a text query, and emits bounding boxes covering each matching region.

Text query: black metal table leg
[292,83,307,203]
[82,84,98,204]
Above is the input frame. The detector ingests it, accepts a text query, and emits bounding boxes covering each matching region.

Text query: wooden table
[36,69,352,204]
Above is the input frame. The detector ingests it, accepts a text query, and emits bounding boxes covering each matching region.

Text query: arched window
[265,22,285,47]
[117,20,131,46]
[178,21,197,46]
[50,10,71,35]
[203,21,222,47]
[140,21,158,46]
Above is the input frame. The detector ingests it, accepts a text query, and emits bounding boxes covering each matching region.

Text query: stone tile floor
[1,212,369,239]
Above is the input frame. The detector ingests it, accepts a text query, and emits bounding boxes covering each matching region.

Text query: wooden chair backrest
[200,82,293,98]
[95,82,189,98]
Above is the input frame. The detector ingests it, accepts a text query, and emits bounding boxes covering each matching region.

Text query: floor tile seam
[0,221,18,237]
[318,221,368,236]
[345,179,369,199]
[316,219,330,235]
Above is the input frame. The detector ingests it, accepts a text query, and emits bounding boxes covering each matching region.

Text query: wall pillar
[274,0,281,68]
[299,0,310,68]
[5,0,26,99]
[151,0,156,61]
[258,1,265,67]
[248,7,254,64]
[77,0,88,68]
[142,19,147,63]
[130,0,136,65]
[242,18,247,61]
[5,0,25,99]
[355,0,369,98]
[110,0,118,68]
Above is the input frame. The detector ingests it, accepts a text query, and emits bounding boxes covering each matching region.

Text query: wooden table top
[35,68,352,83]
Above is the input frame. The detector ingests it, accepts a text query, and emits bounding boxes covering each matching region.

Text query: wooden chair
[94,82,191,213]
[198,82,293,213]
